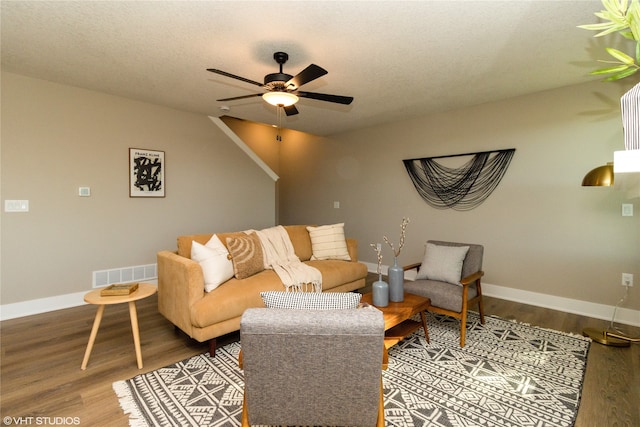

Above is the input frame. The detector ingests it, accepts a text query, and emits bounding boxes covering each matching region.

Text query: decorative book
[100,283,139,296]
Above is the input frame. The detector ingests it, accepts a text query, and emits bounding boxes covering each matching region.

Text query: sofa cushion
[190,260,368,328]
[404,278,478,312]
[416,243,469,285]
[260,291,361,310]
[190,235,234,292]
[191,270,286,328]
[226,232,264,279]
[306,223,351,261]
[305,259,367,288]
[178,232,248,259]
[284,225,314,261]
[178,233,212,258]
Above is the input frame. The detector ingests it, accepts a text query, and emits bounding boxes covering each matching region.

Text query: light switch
[622,203,633,217]
[79,187,91,197]
[5,200,29,212]
[333,201,340,209]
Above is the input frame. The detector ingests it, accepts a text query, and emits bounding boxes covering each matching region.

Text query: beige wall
[279,80,640,311]
[221,116,281,175]
[1,72,276,305]
[2,71,638,317]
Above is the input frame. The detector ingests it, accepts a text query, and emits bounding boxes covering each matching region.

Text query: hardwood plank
[1,285,638,426]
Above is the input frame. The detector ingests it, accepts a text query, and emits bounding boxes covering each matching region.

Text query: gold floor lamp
[581,161,639,347]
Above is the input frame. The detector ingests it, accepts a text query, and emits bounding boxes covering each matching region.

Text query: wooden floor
[1,278,639,426]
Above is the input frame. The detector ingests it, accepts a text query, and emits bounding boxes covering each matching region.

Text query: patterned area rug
[113,312,590,426]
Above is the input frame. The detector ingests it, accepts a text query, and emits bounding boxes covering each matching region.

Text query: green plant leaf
[593,23,629,37]
[580,0,639,82]
[578,22,616,30]
[603,67,639,80]
[628,0,640,39]
[590,64,631,75]
[603,0,627,17]
[606,47,636,63]
[620,30,636,39]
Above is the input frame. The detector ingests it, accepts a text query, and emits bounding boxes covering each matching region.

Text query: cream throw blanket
[253,226,322,292]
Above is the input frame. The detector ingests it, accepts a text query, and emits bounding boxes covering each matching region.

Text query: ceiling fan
[207,52,354,116]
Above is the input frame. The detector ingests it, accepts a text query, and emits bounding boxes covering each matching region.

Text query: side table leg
[81,304,105,370]
[128,301,143,369]
[421,311,430,343]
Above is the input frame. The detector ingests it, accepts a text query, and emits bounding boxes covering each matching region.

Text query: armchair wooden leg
[377,376,385,427]
[477,282,485,324]
[241,392,250,427]
[460,310,467,347]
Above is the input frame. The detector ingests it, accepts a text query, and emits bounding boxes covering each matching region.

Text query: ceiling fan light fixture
[262,91,299,107]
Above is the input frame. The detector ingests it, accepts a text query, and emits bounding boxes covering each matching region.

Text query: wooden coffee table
[361,292,430,349]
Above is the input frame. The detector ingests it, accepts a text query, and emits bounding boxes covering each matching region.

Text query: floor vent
[92,264,157,288]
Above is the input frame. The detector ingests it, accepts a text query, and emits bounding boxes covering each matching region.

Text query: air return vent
[92,263,157,288]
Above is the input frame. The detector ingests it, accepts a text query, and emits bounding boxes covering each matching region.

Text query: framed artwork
[129,148,165,198]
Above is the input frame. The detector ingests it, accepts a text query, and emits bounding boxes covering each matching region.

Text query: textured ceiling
[0,1,624,136]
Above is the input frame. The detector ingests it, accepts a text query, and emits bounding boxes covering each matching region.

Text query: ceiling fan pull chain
[403,149,515,211]
[276,107,283,142]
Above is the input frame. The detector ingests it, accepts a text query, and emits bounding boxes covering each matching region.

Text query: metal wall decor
[403,149,515,211]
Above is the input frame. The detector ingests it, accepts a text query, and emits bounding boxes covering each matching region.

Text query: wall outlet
[622,273,633,287]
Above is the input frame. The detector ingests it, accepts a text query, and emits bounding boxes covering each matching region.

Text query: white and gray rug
[114,312,590,427]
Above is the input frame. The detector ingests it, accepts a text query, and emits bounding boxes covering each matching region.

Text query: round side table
[81,283,157,370]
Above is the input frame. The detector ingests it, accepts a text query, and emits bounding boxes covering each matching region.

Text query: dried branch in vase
[383,217,410,258]
[369,243,383,275]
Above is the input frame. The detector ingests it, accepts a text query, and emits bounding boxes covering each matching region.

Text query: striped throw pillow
[306,223,351,261]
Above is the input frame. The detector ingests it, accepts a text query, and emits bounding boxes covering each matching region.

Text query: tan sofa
[157,225,368,355]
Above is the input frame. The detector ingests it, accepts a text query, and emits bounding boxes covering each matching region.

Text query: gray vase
[388,257,404,302]
[372,274,389,307]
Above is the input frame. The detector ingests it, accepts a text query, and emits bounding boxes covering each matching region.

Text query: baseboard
[364,262,640,327]
[3,270,639,328]
[481,283,640,328]
[0,279,158,321]
[1,291,89,321]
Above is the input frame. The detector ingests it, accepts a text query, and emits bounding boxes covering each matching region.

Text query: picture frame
[129,148,165,198]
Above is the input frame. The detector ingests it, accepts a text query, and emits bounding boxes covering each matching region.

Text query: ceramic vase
[388,257,404,302]
[372,273,389,307]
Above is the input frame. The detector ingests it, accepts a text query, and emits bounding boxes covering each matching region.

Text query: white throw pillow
[416,243,470,285]
[191,235,234,292]
[260,291,361,310]
[306,223,351,261]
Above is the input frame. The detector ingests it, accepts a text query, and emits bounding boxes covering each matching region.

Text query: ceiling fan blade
[297,91,354,105]
[216,93,263,102]
[284,104,299,116]
[286,64,327,89]
[207,68,264,87]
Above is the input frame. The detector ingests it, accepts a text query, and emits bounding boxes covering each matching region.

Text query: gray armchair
[404,240,485,347]
[239,307,386,427]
